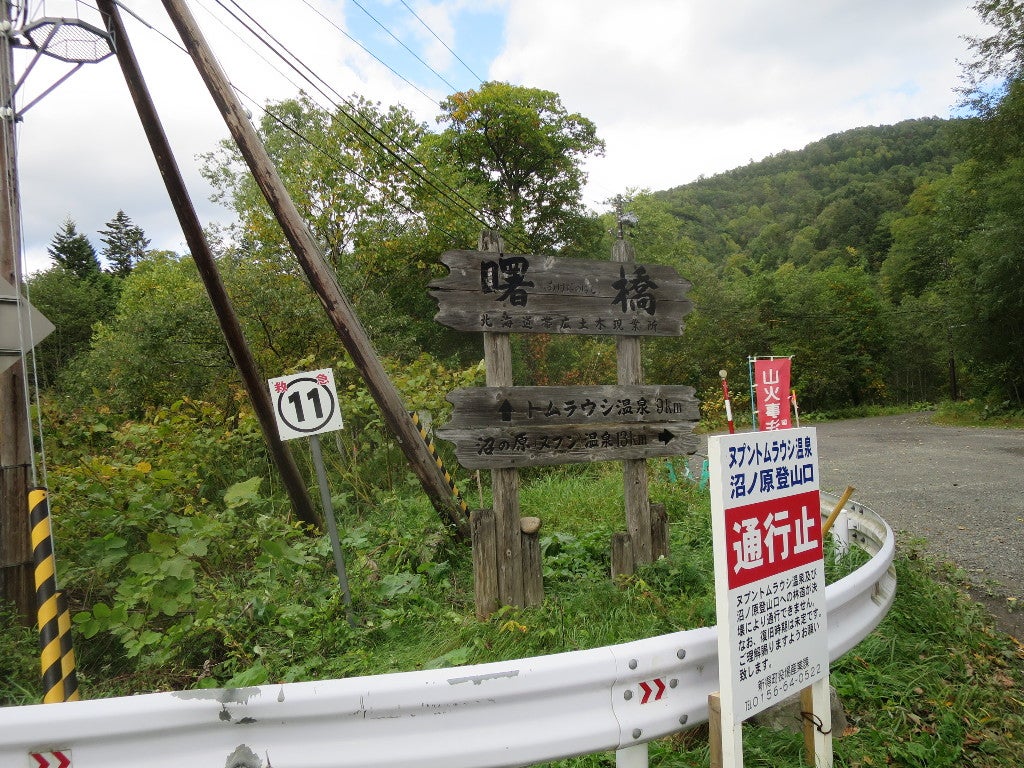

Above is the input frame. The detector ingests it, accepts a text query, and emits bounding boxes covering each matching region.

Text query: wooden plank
[651,502,669,561]
[471,508,498,620]
[436,422,699,469]
[444,385,700,429]
[432,294,690,337]
[430,250,692,336]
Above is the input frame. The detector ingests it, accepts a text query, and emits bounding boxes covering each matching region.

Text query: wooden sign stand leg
[801,678,833,767]
[612,237,656,570]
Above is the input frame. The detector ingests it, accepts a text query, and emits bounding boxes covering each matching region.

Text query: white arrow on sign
[30,751,72,768]
[0,276,54,376]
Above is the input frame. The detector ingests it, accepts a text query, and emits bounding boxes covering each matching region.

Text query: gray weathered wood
[444,385,699,428]
[431,250,692,337]
[437,422,699,469]
[650,502,669,561]
[522,528,543,607]
[611,532,635,580]
[479,231,525,608]
[614,238,653,565]
[471,508,498,620]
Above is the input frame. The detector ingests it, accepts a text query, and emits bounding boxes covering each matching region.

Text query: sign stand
[708,427,832,768]
[268,369,353,625]
[309,433,354,627]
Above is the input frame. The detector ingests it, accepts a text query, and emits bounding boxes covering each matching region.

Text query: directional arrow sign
[0,276,55,376]
[639,678,667,704]
[31,751,72,768]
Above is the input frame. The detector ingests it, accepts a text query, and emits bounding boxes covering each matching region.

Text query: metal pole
[0,0,35,625]
[96,0,322,531]
[309,433,354,627]
[159,0,470,540]
[719,369,735,434]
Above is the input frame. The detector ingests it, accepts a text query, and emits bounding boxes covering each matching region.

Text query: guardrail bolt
[676,649,686,660]
[669,678,678,688]
[632,728,642,739]
[628,658,637,670]
[679,714,689,725]
[623,689,633,700]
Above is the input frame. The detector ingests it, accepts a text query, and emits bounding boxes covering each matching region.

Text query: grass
[2,461,1022,767]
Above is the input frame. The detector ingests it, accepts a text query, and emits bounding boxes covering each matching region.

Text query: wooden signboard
[437,384,700,469]
[429,250,692,337]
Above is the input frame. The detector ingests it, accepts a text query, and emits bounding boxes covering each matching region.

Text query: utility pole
[96,0,322,531]
[160,0,470,540]
[0,0,35,624]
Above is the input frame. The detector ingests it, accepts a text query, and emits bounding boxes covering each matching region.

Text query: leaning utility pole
[160,0,470,539]
[0,0,34,623]
[96,0,322,531]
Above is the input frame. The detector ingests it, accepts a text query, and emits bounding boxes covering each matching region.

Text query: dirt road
[811,412,1024,640]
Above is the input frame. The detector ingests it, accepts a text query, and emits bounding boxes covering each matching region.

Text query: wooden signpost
[433,231,696,615]
[430,250,691,337]
[438,385,699,468]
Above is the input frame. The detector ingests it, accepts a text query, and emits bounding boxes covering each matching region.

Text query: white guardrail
[1,493,895,768]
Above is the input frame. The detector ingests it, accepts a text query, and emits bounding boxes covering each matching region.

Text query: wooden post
[160,0,470,540]
[521,516,543,607]
[708,692,723,768]
[650,502,668,561]
[471,508,498,620]
[801,686,815,766]
[613,237,653,566]
[98,0,321,530]
[611,532,634,580]
[479,231,525,607]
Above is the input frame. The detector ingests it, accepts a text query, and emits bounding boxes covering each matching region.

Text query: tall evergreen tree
[98,210,150,278]
[47,218,101,279]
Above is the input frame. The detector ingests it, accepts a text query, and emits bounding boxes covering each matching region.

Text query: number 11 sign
[268,368,344,441]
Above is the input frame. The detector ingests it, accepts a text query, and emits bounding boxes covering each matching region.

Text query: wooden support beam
[98,0,321,530]
[160,0,469,540]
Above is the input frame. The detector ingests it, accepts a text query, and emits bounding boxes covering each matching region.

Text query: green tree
[48,218,101,279]
[99,210,150,278]
[63,252,229,412]
[26,265,118,387]
[433,81,605,255]
[201,95,475,360]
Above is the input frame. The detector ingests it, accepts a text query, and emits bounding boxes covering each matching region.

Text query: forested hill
[653,118,961,272]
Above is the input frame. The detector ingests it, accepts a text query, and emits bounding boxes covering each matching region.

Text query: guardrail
[1,493,895,768]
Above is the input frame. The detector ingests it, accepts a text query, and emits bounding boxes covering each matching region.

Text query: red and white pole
[719,369,735,434]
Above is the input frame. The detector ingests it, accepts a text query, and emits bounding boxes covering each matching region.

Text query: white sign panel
[267,368,344,441]
[710,427,828,724]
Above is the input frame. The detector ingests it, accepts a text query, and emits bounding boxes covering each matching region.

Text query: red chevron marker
[31,751,71,768]
[639,678,667,704]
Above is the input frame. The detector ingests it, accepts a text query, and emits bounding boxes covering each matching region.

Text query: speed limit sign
[267,368,344,441]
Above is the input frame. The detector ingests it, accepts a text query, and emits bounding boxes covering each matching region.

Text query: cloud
[12,0,990,275]
[491,0,988,205]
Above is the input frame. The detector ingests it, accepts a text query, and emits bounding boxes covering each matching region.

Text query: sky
[12,0,990,275]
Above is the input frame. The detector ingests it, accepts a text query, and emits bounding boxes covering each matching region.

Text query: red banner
[754,358,792,431]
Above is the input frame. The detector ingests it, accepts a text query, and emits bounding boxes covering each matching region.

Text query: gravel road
[812,412,1024,641]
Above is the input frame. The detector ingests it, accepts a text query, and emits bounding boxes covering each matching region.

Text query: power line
[398,0,484,85]
[297,0,440,109]
[212,0,501,232]
[347,0,460,95]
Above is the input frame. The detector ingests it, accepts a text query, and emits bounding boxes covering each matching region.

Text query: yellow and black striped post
[410,412,470,519]
[29,488,80,703]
